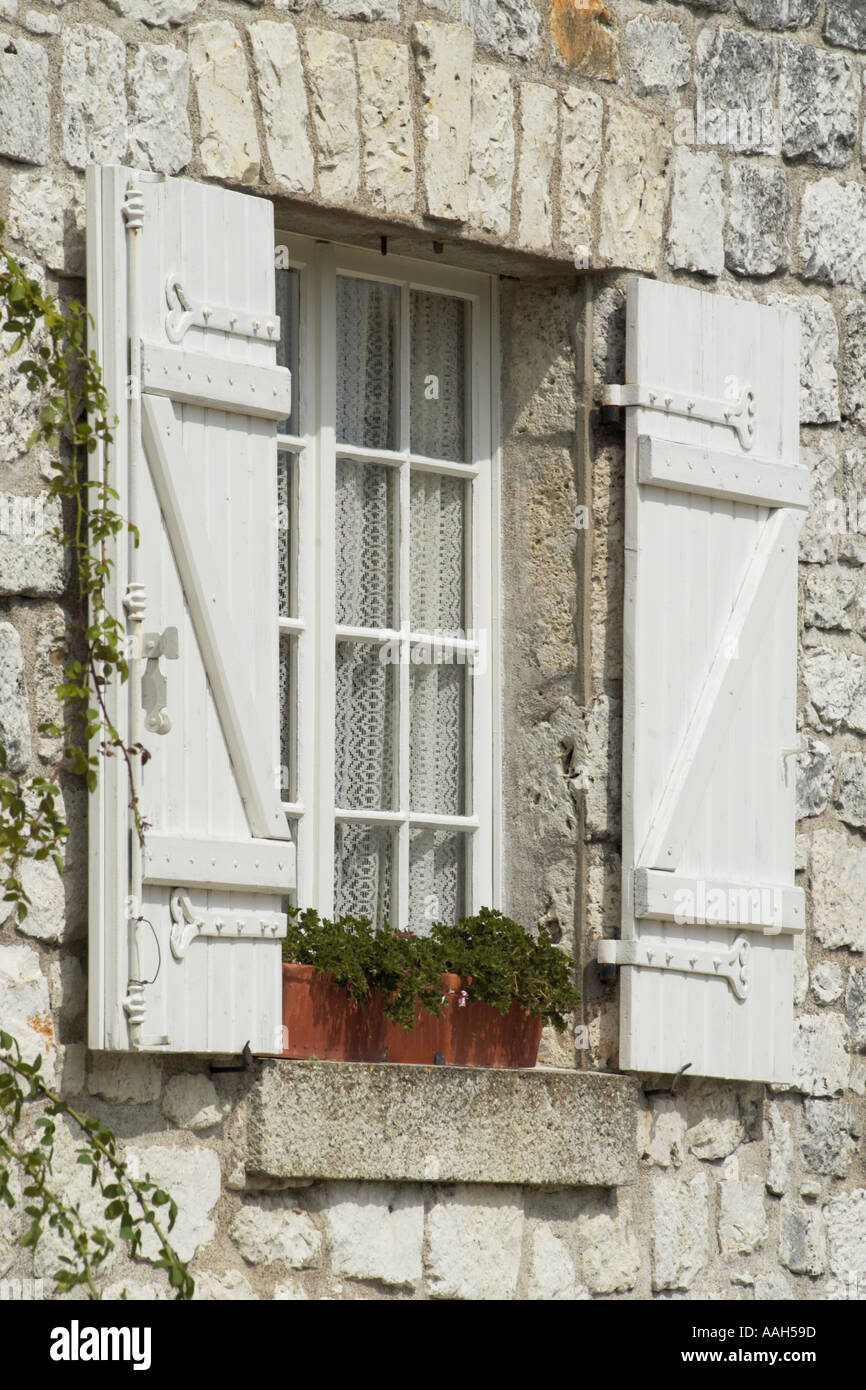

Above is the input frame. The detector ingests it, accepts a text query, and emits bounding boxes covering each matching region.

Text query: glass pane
[336,277,400,450]
[409,830,465,933]
[335,822,393,927]
[336,457,395,628]
[277,450,295,620]
[335,641,396,810]
[410,471,465,634]
[279,634,296,803]
[276,267,300,437]
[410,659,466,815]
[410,290,468,462]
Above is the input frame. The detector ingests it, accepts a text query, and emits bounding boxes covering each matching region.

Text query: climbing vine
[0,1033,193,1299]
[0,226,191,1296]
[0,221,146,918]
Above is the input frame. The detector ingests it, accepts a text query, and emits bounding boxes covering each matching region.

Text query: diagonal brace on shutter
[141,392,290,841]
[639,508,801,872]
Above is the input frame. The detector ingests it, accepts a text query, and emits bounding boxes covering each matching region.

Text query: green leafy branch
[0,223,146,918]
[0,1032,193,1299]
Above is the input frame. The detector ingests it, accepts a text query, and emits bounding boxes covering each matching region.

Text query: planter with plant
[280,907,579,1067]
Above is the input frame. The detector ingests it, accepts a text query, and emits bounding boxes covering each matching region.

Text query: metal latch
[597,935,751,1000]
[141,627,178,735]
[603,381,757,451]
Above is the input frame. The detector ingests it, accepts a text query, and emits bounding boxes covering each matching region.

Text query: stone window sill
[245,1060,639,1189]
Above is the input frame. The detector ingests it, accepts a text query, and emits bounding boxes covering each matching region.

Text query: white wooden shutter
[87,167,294,1054]
[600,277,807,1084]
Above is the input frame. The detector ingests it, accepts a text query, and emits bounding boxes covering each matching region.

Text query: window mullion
[396,278,412,930]
[317,242,338,919]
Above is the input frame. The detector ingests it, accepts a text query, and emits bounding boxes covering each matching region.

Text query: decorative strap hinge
[169,889,285,961]
[604,381,756,451]
[165,274,280,345]
[597,935,752,1000]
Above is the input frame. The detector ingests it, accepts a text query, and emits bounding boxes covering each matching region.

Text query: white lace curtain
[333,280,469,930]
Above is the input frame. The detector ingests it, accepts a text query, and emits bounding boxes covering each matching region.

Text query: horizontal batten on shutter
[141,344,291,420]
[637,436,810,509]
[144,834,296,894]
[640,507,800,873]
[634,868,804,934]
[141,391,291,841]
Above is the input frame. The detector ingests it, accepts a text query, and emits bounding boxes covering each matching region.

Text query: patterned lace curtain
[333,281,468,930]
[334,278,397,923]
[406,291,467,930]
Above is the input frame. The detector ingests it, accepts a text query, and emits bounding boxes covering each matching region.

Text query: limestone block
[812,962,844,1005]
[0,623,30,773]
[838,750,866,828]
[846,967,866,1050]
[779,1201,826,1275]
[425,1187,523,1300]
[0,32,49,165]
[802,1098,860,1177]
[800,178,866,290]
[767,1103,793,1196]
[559,86,601,262]
[129,43,192,175]
[61,26,127,171]
[826,1189,866,1282]
[792,1013,850,1096]
[726,163,790,277]
[161,1073,225,1131]
[318,1182,422,1288]
[651,1171,709,1291]
[824,0,866,51]
[305,27,360,204]
[413,21,472,223]
[249,21,313,196]
[517,82,557,252]
[808,824,866,951]
[0,943,55,1083]
[625,16,690,96]
[803,648,866,735]
[780,40,858,167]
[841,299,866,422]
[718,1176,768,1256]
[189,21,260,183]
[696,27,778,155]
[104,0,200,21]
[795,737,833,818]
[527,1225,588,1300]
[230,1198,322,1269]
[0,495,66,598]
[768,292,839,424]
[599,103,667,272]
[666,148,724,277]
[356,38,415,216]
[576,1192,640,1294]
[734,0,818,25]
[87,1053,162,1105]
[126,1145,221,1262]
[468,65,514,239]
[7,173,85,275]
[461,0,540,61]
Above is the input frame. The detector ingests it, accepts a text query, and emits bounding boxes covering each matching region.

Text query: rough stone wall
[0,0,865,1300]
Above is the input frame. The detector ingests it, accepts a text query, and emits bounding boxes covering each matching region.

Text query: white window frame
[275,231,501,928]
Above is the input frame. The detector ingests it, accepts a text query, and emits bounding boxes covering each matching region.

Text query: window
[275,236,499,931]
